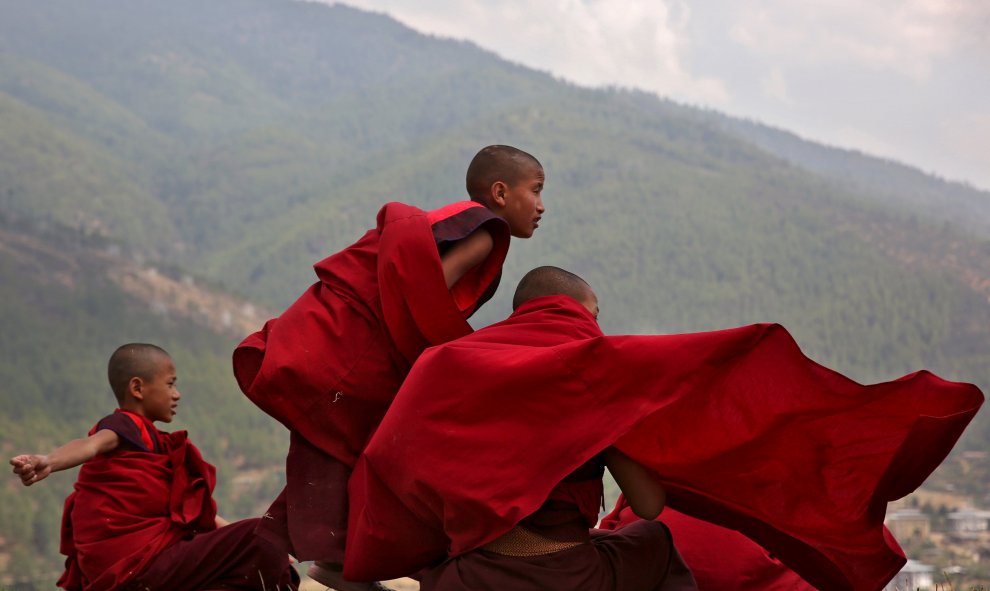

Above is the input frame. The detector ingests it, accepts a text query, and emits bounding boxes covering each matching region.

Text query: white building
[947,508,990,534]
[884,560,934,591]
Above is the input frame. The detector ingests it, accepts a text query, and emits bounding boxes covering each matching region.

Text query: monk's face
[494,163,545,238]
[137,356,181,423]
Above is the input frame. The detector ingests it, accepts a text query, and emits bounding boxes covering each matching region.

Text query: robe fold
[345,296,983,591]
[232,201,509,467]
[58,417,217,591]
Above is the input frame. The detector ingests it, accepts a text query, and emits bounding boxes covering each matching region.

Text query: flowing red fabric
[345,296,983,590]
[232,201,508,466]
[58,426,218,591]
[601,500,813,590]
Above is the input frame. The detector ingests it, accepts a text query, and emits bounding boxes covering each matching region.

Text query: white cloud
[725,0,971,81]
[328,0,731,105]
[323,0,990,191]
[745,1,982,70]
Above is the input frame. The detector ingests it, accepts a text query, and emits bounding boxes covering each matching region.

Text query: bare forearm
[605,446,666,520]
[11,430,118,486]
[44,437,104,472]
[441,227,494,288]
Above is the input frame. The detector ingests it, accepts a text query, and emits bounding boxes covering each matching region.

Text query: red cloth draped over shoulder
[232,201,509,466]
[344,296,983,591]
[58,413,217,591]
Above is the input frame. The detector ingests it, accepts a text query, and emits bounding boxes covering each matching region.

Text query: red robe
[232,201,509,466]
[345,296,983,591]
[58,413,218,591]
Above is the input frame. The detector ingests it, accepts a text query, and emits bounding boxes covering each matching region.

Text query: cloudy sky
[320,0,990,192]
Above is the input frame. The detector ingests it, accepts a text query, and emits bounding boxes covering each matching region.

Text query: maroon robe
[58,411,298,591]
[345,296,983,591]
[118,518,299,591]
[232,201,509,560]
[233,201,509,465]
[420,456,696,591]
[58,412,217,591]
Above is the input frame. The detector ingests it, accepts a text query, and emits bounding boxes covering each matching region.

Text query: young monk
[9,343,299,591]
[345,266,983,590]
[417,268,698,590]
[232,145,545,590]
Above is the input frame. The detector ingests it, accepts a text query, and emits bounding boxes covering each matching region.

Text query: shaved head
[108,343,171,404]
[512,266,594,311]
[466,145,542,205]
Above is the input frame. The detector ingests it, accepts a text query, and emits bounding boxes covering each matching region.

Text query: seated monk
[419,267,698,590]
[9,343,299,591]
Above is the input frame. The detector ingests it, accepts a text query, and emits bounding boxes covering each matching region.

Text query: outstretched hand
[10,454,51,486]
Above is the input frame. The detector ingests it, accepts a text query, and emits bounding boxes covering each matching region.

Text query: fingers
[21,467,45,486]
[10,455,31,474]
[10,455,41,486]
[16,465,37,485]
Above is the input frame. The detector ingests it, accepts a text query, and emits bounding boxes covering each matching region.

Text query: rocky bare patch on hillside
[0,224,272,339]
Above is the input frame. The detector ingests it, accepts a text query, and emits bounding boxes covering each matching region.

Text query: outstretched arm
[440,227,494,289]
[605,446,666,520]
[10,429,120,486]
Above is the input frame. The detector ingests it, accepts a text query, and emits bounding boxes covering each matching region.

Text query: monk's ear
[490,181,507,208]
[128,376,145,401]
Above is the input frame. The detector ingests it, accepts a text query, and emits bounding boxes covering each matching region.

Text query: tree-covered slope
[0,216,286,585]
[706,113,990,238]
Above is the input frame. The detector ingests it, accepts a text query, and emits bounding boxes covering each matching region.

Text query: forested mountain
[1,0,988,587]
[707,113,990,238]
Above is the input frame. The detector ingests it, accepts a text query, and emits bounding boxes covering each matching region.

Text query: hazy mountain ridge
[1,0,988,587]
[707,114,990,238]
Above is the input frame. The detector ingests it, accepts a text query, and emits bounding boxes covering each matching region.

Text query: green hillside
[0,216,287,585]
[0,0,988,587]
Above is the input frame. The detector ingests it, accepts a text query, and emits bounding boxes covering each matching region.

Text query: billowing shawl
[345,296,983,591]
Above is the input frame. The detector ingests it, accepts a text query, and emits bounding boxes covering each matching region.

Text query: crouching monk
[9,344,299,591]
[344,267,983,591]
[422,269,697,590]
